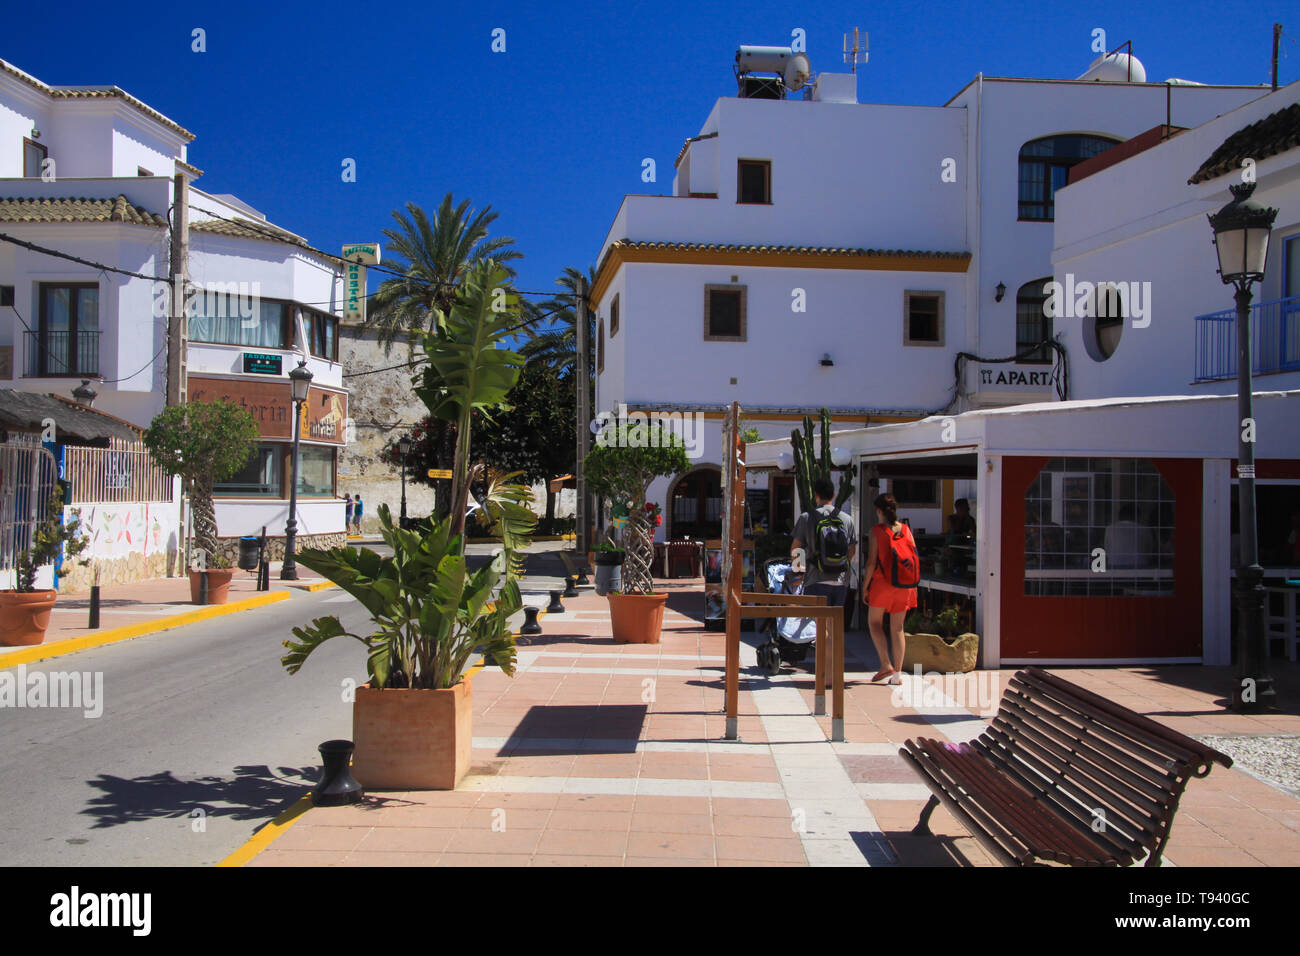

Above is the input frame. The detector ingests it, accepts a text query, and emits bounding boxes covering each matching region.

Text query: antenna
[842,28,868,73]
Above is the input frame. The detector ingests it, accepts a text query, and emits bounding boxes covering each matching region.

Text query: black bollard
[521,606,543,635]
[546,590,565,613]
[576,568,590,586]
[312,739,364,807]
[198,569,209,606]
[88,585,100,629]
[562,575,579,598]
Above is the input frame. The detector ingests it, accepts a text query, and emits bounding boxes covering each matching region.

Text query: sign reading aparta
[188,376,348,445]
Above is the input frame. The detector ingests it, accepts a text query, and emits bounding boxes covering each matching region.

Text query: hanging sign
[342,243,381,323]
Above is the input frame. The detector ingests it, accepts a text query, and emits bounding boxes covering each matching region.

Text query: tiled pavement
[248,579,1300,867]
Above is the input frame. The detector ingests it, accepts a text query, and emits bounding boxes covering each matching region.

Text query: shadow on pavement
[80,764,319,828]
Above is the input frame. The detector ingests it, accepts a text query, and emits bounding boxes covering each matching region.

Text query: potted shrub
[283,479,534,789]
[0,487,89,646]
[144,400,259,605]
[583,421,690,643]
[902,606,979,673]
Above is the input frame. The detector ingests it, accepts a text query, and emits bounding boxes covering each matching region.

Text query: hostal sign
[343,242,381,322]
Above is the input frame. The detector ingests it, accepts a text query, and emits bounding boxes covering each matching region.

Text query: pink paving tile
[714,836,808,863]
[435,853,533,867]
[272,825,370,853]
[536,828,630,857]
[530,855,625,867]
[711,797,792,818]
[626,831,717,860]
[443,828,544,855]
[547,809,634,831]
[246,849,349,867]
[340,851,444,867]
[460,807,553,831]
[626,857,716,867]
[354,827,456,854]
[555,793,637,812]
[629,812,714,835]
[632,794,713,814]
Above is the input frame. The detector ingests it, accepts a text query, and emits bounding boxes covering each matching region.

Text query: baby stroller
[755,557,817,676]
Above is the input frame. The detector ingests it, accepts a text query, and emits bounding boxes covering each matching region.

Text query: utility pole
[167,172,189,407]
[1272,23,1282,90]
[575,277,590,555]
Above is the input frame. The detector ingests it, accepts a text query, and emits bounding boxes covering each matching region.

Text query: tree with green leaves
[520,265,596,379]
[144,401,260,567]
[583,422,689,594]
[365,193,523,353]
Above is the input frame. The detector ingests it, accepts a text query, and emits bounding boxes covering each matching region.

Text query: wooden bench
[899,666,1234,867]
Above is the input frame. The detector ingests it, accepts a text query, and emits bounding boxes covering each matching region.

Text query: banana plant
[281,502,524,689]
[415,260,524,539]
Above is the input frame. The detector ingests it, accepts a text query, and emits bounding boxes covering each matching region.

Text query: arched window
[1018,134,1121,221]
[1016,278,1053,364]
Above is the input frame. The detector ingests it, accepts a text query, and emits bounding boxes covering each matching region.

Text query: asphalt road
[0,541,571,866]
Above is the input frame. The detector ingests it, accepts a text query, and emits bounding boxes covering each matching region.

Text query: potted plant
[583,420,689,643]
[0,487,89,646]
[592,538,625,596]
[144,400,260,605]
[282,260,534,791]
[902,606,979,673]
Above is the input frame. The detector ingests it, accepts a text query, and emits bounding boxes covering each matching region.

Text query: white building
[1053,79,1300,399]
[591,48,1268,540]
[0,58,348,563]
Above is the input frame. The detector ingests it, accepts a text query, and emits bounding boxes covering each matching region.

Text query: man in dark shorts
[790,477,856,609]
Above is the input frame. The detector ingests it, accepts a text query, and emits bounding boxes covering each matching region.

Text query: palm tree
[365,193,523,353]
[520,265,596,377]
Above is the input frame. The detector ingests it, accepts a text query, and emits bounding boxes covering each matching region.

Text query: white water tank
[735,45,812,90]
[1077,52,1147,83]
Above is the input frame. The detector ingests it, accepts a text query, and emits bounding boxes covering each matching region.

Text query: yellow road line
[216,795,313,867]
[0,590,291,670]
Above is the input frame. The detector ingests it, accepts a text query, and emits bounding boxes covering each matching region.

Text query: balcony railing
[1194,294,1300,383]
[23,330,101,378]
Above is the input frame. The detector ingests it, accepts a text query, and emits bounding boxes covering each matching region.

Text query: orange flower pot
[607,592,668,644]
[188,569,234,605]
[0,590,57,646]
[351,678,473,790]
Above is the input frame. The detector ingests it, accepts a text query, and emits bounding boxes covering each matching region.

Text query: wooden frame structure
[722,403,847,741]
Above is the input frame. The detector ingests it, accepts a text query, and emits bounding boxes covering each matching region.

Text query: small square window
[737,160,771,204]
[610,294,619,337]
[0,286,13,307]
[891,479,938,506]
[904,291,944,346]
[704,285,746,341]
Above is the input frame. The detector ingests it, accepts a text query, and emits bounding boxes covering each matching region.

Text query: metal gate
[0,441,59,577]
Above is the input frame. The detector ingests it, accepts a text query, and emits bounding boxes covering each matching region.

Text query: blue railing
[1194,294,1300,382]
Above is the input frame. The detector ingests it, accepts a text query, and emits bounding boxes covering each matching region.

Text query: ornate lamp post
[281,359,314,580]
[1208,181,1278,712]
[72,379,97,407]
[397,434,412,528]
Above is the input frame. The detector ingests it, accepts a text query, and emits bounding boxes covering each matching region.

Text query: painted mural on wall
[57,501,182,591]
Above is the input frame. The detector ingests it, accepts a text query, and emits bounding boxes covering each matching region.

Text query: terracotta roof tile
[1188,102,1300,184]
[190,217,309,247]
[0,195,167,227]
[609,239,971,260]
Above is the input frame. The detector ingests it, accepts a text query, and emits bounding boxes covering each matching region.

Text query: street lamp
[281,359,314,580]
[397,434,412,528]
[1208,181,1279,713]
[72,379,97,407]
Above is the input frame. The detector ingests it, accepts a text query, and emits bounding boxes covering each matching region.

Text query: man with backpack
[790,477,857,611]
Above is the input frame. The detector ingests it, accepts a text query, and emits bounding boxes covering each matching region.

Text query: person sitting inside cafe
[947,498,976,538]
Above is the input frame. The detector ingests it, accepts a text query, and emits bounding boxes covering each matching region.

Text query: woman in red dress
[862,493,917,685]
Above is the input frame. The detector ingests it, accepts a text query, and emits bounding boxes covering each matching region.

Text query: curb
[228,602,552,866]
[299,581,337,593]
[216,796,313,867]
[0,590,292,670]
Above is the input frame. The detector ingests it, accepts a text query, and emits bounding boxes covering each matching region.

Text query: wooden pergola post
[722,402,846,742]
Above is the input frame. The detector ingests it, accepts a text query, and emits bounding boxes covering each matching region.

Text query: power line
[0,231,164,282]
[8,302,167,386]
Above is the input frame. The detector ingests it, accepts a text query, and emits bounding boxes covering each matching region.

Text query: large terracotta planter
[351,678,473,790]
[188,569,234,605]
[608,592,668,644]
[903,631,980,673]
[0,590,58,646]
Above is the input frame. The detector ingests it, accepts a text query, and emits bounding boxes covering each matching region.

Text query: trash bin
[237,536,260,571]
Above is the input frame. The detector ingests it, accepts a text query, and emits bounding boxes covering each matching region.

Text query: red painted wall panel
[999,457,1203,659]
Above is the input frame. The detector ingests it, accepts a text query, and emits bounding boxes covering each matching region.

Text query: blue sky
[8,0,1296,309]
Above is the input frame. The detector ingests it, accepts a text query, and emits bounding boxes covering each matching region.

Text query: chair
[667,539,700,578]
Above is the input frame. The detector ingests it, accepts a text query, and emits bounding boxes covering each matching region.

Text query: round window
[1084,283,1123,361]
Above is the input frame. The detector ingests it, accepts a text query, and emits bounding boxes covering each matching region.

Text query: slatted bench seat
[899,666,1234,867]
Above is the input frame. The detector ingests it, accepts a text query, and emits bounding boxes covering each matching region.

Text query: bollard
[546,590,565,613]
[198,569,209,606]
[576,567,589,586]
[562,575,579,598]
[88,585,100,629]
[521,606,543,635]
[312,739,364,807]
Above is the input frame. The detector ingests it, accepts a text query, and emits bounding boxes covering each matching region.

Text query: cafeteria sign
[342,242,381,323]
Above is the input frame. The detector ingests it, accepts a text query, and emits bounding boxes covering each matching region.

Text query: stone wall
[211,532,346,566]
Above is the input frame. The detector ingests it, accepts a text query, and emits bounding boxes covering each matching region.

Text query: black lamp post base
[1230,681,1277,713]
